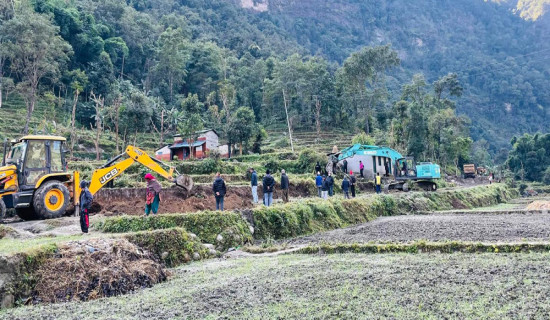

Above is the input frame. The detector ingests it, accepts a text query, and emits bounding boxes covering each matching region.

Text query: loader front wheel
[33,181,70,219]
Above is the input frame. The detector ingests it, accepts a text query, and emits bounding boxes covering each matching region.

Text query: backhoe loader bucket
[175,174,193,191]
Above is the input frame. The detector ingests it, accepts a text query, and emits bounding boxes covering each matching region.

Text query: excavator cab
[0,136,74,221]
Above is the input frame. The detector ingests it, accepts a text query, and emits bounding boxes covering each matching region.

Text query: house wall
[155,146,172,161]
[202,131,219,151]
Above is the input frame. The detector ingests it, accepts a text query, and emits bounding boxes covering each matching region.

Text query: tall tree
[154,27,189,102]
[2,7,72,134]
[67,69,88,157]
[228,107,256,156]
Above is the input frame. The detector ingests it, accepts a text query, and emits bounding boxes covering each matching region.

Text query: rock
[249,226,255,234]
[85,245,95,253]
[204,243,216,250]
[161,252,169,260]
[1,294,14,308]
[227,247,236,252]
[208,249,218,256]
[216,234,224,243]
[192,252,201,261]
[183,253,191,262]
[188,233,197,240]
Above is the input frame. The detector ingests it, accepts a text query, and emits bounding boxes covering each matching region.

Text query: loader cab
[7,136,68,189]
[396,157,417,178]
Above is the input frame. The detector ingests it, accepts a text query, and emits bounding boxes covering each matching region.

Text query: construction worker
[249,168,258,204]
[263,169,275,206]
[280,169,289,203]
[326,172,335,197]
[145,173,162,216]
[350,171,356,197]
[375,172,382,194]
[359,161,364,178]
[79,180,93,233]
[213,172,226,211]
[342,176,350,199]
[343,159,348,174]
[316,171,323,197]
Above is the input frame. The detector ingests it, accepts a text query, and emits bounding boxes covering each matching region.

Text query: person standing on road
[343,159,348,174]
[315,162,322,175]
[213,172,226,211]
[79,180,93,233]
[350,171,356,198]
[145,173,162,216]
[280,169,290,203]
[359,161,364,178]
[326,172,335,197]
[316,172,323,197]
[341,176,350,199]
[321,175,329,199]
[263,169,275,206]
[250,168,258,204]
[375,172,382,194]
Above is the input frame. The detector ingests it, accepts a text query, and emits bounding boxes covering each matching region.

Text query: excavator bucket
[175,174,193,191]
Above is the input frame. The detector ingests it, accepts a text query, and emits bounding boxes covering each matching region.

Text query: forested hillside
[249,0,550,153]
[0,0,548,172]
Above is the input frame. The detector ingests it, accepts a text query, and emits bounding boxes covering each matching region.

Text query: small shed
[155,145,172,161]
[168,129,220,160]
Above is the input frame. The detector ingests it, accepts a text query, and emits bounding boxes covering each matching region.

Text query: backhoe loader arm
[87,146,176,195]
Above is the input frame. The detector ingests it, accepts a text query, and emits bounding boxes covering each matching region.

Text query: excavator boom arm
[87,146,175,196]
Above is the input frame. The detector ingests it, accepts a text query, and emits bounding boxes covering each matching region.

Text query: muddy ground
[287,212,550,245]
[3,253,550,319]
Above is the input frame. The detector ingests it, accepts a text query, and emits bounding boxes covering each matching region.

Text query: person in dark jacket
[79,180,93,233]
[145,173,162,216]
[212,172,227,211]
[315,172,323,197]
[280,169,289,203]
[315,162,322,175]
[326,172,335,197]
[350,171,357,198]
[342,176,350,199]
[321,175,329,199]
[249,168,258,204]
[263,169,275,206]
[343,159,348,174]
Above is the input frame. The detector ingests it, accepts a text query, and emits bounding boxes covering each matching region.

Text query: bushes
[96,211,253,249]
[125,228,207,267]
[252,196,398,240]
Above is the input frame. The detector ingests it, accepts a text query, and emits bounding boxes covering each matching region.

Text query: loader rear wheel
[33,181,70,219]
[0,199,6,222]
[16,207,39,221]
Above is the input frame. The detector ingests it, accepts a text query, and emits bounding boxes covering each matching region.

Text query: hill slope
[231,0,550,152]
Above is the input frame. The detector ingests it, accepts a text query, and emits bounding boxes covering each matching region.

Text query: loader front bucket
[175,174,193,192]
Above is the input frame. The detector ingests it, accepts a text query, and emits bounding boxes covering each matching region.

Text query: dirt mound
[33,238,168,304]
[526,201,550,210]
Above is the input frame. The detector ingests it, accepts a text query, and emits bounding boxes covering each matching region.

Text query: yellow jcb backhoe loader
[0,135,193,221]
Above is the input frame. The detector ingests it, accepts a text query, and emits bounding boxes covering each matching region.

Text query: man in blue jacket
[212,172,227,211]
[341,176,350,199]
[315,172,323,198]
[249,168,258,204]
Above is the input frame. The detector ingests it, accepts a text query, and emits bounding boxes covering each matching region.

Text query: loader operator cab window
[24,141,48,186]
[50,141,63,172]
[7,142,27,166]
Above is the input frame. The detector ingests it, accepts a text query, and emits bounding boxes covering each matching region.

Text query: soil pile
[33,238,168,303]
[527,201,550,210]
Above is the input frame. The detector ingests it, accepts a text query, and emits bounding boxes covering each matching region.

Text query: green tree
[351,132,375,145]
[154,27,189,102]
[2,7,72,133]
[229,106,256,156]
